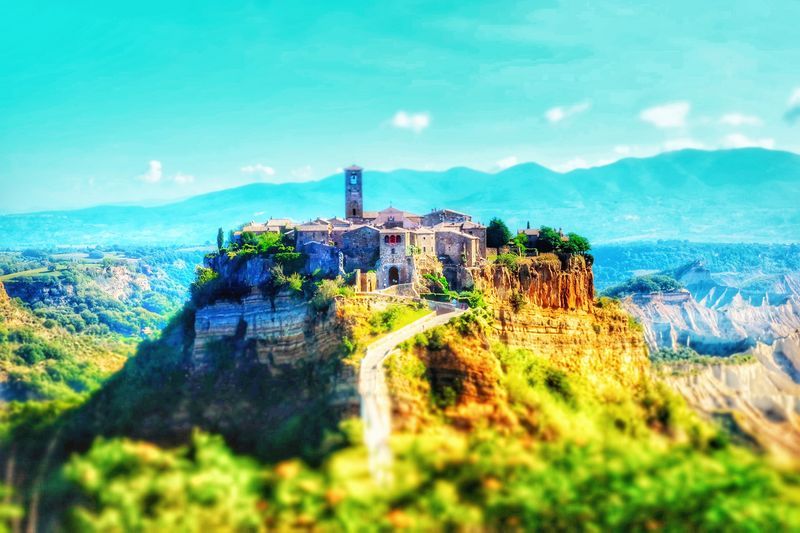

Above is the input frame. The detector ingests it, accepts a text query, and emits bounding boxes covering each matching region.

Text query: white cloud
[291,165,314,181]
[721,133,775,149]
[390,111,430,133]
[552,158,588,172]
[240,163,276,178]
[614,145,632,155]
[639,101,690,128]
[720,113,762,127]
[494,155,518,170]
[174,172,195,185]
[785,88,800,124]
[544,101,590,123]
[139,160,162,183]
[663,138,706,152]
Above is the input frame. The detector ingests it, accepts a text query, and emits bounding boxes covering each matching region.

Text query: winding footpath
[358,301,466,484]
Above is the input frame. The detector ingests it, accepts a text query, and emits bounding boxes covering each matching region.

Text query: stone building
[295,223,330,249]
[341,225,380,272]
[422,208,472,226]
[344,165,364,220]
[435,230,480,267]
[373,207,423,229]
[247,165,490,291]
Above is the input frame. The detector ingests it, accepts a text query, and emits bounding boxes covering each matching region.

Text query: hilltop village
[232,165,495,292]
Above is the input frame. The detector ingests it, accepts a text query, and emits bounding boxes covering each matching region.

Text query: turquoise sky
[1,0,799,213]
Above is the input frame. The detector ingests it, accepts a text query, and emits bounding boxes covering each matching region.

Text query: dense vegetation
[0,248,204,338]
[43,331,800,530]
[650,346,756,369]
[0,290,128,402]
[602,274,683,298]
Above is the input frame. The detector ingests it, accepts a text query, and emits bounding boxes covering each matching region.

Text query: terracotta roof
[241,223,270,232]
[379,227,409,233]
[435,229,479,240]
[460,220,483,229]
[520,229,541,236]
[296,224,329,232]
[266,218,293,226]
[345,164,363,171]
[377,206,421,218]
[362,211,378,219]
[344,225,379,234]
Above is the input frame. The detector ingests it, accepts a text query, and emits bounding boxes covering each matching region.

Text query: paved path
[359,302,466,484]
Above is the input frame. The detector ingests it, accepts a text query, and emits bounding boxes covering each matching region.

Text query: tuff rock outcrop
[473,256,648,387]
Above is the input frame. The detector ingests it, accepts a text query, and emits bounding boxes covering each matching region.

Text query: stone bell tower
[344,165,363,220]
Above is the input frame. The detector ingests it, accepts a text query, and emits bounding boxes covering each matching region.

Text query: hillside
[3,254,800,530]
[0,248,205,338]
[0,281,130,402]
[2,148,800,248]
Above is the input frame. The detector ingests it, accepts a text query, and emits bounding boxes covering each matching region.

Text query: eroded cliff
[473,256,648,387]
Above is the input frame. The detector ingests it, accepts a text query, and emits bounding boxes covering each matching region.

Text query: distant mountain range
[2,148,799,248]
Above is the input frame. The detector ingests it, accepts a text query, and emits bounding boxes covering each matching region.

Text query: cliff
[473,256,648,387]
[193,290,343,371]
[388,256,650,432]
[470,255,595,311]
[666,334,800,460]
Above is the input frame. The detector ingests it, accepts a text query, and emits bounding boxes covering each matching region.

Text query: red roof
[345,164,363,171]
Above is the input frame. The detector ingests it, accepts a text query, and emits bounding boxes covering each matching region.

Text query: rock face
[0,281,7,303]
[193,290,341,370]
[191,289,359,415]
[473,256,648,386]
[622,261,800,356]
[667,334,800,459]
[471,255,595,311]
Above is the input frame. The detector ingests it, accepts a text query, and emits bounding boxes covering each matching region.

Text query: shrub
[494,253,519,272]
[603,274,683,298]
[509,291,526,313]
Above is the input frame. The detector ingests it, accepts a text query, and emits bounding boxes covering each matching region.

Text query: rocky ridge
[472,256,648,387]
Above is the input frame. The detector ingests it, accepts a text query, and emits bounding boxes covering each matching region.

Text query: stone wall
[435,230,479,267]
[302,242,341,277]
[341,226,380,271]
[353,270,378,292]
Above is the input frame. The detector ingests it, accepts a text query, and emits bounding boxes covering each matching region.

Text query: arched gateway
[388,266,400,286]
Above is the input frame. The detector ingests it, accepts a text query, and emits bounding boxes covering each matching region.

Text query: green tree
[561,232,591,255]
[536,226,563,253]
[487,218,512,249]
[512,233,528,255]
[216,227,224,252]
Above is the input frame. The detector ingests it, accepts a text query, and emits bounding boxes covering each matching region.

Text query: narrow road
[359,302,466,484]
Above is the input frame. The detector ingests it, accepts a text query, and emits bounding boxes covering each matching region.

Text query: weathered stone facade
[435,230,480,267]
[235,165,491,291]
[341,225,380,272]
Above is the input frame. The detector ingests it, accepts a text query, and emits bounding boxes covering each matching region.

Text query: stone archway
[388,266,400,286]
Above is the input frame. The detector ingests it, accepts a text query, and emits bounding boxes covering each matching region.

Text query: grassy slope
[8,299,796,530]
[0,284,130,402]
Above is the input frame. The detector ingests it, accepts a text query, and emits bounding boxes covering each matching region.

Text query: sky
[1,0,799,213]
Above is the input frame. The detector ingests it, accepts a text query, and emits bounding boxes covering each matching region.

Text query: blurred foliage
[51,344,800,531]
[603,274,683,298]
[0,247,205,338]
